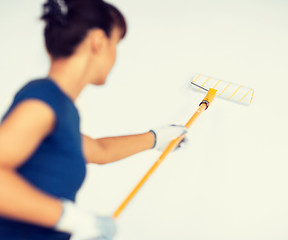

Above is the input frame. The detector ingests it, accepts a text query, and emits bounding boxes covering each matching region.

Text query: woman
[0,0,187,239]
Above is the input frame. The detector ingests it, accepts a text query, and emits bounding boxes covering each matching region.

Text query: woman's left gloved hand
[55,200,116,240]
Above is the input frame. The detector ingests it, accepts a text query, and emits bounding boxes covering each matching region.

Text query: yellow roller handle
[113,88,217,219]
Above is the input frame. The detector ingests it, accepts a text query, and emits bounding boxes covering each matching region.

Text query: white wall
[0,1,288,240]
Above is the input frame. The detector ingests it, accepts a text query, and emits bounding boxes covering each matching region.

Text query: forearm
[87,131,155,164]
[0,167,62,227]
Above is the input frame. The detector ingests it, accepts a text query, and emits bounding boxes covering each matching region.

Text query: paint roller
[113,73,254,219]
[190,73,254,105]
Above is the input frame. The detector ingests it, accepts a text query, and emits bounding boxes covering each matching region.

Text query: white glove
[55,200,116,240]
[150,124,188,151]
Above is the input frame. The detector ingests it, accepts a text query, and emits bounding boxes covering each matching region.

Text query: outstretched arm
[82,132,155,164]
[82,125,188,164]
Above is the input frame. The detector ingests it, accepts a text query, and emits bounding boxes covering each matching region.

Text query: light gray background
[0,1,287,240]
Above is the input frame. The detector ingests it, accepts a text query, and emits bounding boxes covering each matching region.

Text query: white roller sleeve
[190,73,254,105]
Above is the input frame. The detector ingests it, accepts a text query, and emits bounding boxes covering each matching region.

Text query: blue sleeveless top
[0,78,87,240]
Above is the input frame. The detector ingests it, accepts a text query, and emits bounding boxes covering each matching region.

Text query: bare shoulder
[0,99,56,169]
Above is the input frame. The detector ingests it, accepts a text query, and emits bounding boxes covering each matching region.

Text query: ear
[90,29,107,53]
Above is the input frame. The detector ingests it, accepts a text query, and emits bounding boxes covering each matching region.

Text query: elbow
[90,148,113,165]
[94,158,108,165]
[95,161,107,165]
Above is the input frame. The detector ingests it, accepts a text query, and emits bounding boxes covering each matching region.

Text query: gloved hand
[150,124,188,151]
[55,200,116,240]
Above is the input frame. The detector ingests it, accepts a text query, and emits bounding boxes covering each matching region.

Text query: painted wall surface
[0,1,288,239]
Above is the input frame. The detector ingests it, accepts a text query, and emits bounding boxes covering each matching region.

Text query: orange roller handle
[113,88,217,219]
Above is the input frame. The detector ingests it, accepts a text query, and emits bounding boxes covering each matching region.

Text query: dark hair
[41,0,127,58]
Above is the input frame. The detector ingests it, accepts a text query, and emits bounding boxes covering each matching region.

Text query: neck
[48,53,91,101]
